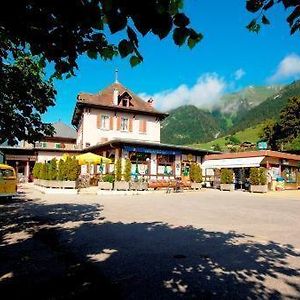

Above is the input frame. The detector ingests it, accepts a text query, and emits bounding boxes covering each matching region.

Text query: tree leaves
[0,54,55,145]
[118,39,133,58]
[246,19,261,33]
[262,15,270,25]
[174,13,190,27]
[130,55,142,67]
[173,27,189,46]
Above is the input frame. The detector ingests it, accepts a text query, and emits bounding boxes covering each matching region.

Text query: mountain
[161,105,221,145]
[230,80,300,133]
[217,85,282,115]
[160,84,283,145]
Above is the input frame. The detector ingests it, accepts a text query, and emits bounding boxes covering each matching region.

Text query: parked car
[0,164,17,199]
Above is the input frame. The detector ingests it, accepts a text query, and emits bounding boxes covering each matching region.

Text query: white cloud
[234,68,245,80]
[139,73,227,112]
[268,53,300,82]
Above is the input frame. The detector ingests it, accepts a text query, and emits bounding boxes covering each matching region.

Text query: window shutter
[139,119,147,133]
[97,114,101,128]
[117,116,121,130]
[109,116,114,130]
[129,118,133,132]
[143,120,147,133]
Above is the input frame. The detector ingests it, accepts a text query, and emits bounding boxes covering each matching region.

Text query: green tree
[225,135,240,146]
[124,159,132,182]
[212,144,222,152]
[115,159,122,181]
[0,54,55,145]
[48,158,58,180]
[260,97,300,150]
[246,0,300,35]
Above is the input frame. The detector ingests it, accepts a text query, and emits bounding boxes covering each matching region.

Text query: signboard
[257,142,267,150]
[123,146,181,155]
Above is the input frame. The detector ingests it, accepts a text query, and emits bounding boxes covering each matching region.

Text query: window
[101,115,110,130]
[121,117,129,131]
[41,142,47,148]
[55,143,61,149]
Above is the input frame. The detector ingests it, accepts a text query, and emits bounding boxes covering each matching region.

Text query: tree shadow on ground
[0,198,300,299]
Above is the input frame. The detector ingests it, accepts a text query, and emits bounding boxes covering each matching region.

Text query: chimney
[147,98,154,107]
[113,88,119,105]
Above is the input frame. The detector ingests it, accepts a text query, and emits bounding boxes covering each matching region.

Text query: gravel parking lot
[0,184,300,299]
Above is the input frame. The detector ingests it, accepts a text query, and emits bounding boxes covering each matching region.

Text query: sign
[123,145,181,155]
[257,141,267,150]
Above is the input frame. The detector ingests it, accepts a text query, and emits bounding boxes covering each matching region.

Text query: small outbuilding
[202,150,300,190]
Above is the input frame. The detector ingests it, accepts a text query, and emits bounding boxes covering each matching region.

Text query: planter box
[250,185,268,193]
[220,183,235,192]
[191,182,202,190]
[114,181,130,191]
[34,179,76,189]
[98,181,113,190]
[130,182,148,191]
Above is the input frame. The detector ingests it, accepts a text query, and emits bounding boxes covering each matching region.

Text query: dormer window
[118,91,133,107]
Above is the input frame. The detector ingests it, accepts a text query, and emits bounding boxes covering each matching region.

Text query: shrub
[115,158,122,181]
[48,158,58,180]
[250,167,267,185]
[57,159,66,181]
[67,156,80,181]
[259,168,267,185]
[40,163,48,180]
[124,159,132,182]
[249,168,259,185]
[102,174,114,183]
[33,162,41,179]
[190,163,203,183]
[220,169,234,184]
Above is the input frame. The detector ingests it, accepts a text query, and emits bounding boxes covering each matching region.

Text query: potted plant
[249,167,268,193]
[220,168,234,191]
[190,163,203,190]
[98,174,114,190]
[114,158,131,190]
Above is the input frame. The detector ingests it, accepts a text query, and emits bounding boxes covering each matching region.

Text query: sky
[43,0,300,124]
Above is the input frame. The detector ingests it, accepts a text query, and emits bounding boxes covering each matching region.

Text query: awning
[202,156,265,169]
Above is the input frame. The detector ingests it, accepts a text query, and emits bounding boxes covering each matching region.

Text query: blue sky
[44,0,300,124]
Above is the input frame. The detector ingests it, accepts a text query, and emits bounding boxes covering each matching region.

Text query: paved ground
[0,184,300,299]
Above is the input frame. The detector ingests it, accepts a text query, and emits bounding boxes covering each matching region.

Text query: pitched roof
[51,122,77,139]
[72,82,167,126]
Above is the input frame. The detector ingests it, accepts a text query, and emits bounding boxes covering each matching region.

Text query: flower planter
[250,185,268,193]
[130,181,148,191]
[98,181,113,190]
[220,183,234,191]
[34,180,77,189]
[191,182,202,190]
[114,181,130,191]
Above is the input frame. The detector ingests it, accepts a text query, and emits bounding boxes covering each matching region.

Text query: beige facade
[77,108,161,148]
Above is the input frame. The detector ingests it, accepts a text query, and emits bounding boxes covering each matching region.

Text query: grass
[191,124,264,151]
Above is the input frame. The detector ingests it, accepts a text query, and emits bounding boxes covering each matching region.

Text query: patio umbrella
[75,152,111,166]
